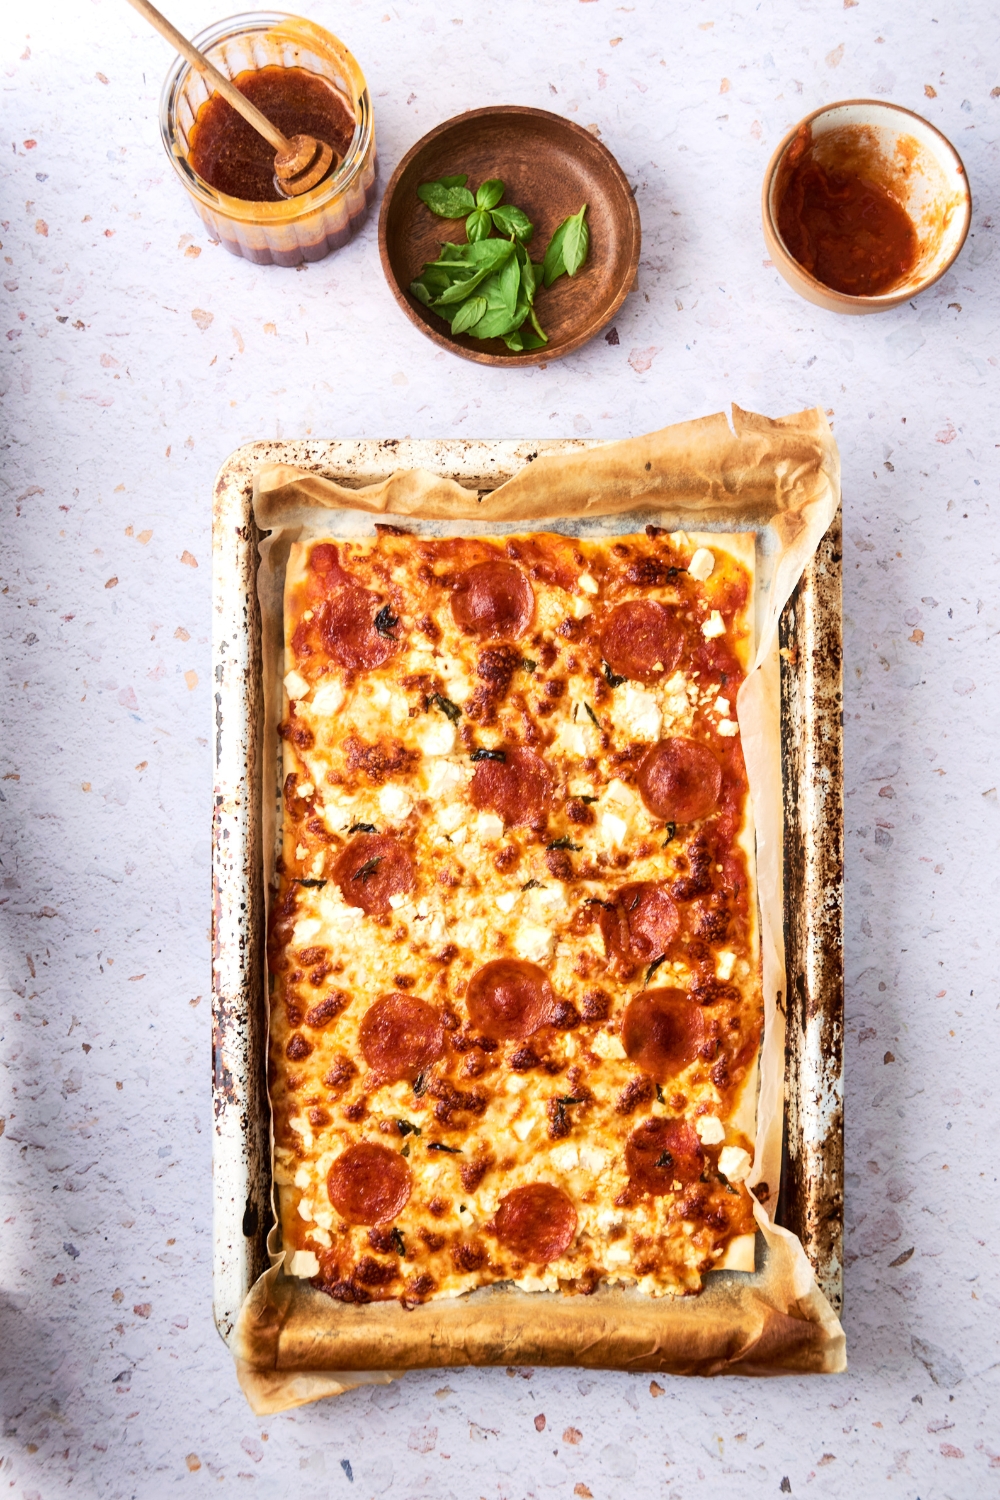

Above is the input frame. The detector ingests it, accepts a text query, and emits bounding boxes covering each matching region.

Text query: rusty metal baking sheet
[211,438,843,1346]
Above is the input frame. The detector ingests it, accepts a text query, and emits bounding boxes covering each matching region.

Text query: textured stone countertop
[2,0,998,1495]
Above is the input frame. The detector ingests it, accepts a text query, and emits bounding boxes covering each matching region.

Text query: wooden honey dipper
[126,0,335,196]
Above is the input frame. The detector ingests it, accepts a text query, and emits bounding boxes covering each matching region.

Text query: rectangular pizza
[267,523,762,1306]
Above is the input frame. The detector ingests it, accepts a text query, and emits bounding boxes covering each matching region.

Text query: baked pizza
[267,524,762,1304]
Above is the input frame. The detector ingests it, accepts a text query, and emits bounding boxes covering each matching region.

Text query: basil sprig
[542,204,590,286]
[410,174,591,351]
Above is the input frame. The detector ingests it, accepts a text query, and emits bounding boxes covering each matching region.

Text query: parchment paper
[233,405,845,1413]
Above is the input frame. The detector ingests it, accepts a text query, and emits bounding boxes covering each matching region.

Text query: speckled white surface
[2,0,999,1494]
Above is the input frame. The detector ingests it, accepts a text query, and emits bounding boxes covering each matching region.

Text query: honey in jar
[189,66,356,202]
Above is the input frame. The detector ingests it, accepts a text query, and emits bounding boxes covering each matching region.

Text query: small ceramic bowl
[762,99,971,314]
[379,106,641,365]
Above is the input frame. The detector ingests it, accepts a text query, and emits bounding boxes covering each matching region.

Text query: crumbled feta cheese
[718,719,739,737]
[714,696,731,717]
[311,678,345,716]
[556,721,589,756]
[378,783,413,820]
[317,889,365,934]
[688,547,715,582]
[569,780,597,798]
[295,843,308,860]
[610,682,661,741]
[310,1227,332,1249]
[283,669,310,701]
[578,572,599,595]
[605,1244,631,1266]
[601,811,628,846]
[715,950,736,981]
[603,778,634,807]
[494,891,518,914]
[436,803,466,834]
[533,885,562,907]
[287,1249,319,1277]
[579,1145,611,1173]
[514,922,555,964]
[551,1143,580,1170]
[476,811,504,842]
[427,760,465,798]
[293,1166,311,1189]
[297,781,314,799]
[695,1115,726,1145]
[571,597,593,619]
[591,1031,627,1061]
[702,610,725,638]
[291,916,321,946]
[370,682,391,709]
[719,1145,752,1182]
[419,717,457,756]
[512,1113,538,1141]
[388,893,408,910]
[297,1197,314,1221]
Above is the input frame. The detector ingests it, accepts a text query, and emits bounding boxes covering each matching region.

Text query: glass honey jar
[159,11,376,266]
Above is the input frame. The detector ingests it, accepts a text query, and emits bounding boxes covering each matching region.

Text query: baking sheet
[211,409,845,1412]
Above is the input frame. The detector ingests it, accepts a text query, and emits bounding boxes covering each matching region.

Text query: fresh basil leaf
[468,275,524,339]
[428,238,513,268]
[503,328,525,351]
[466,207,492,242]
[542,217,570,287]
[561,203,590,276]
[435,261,499,304]
[417,181,476,218]
[476,178,504,210]
[451,295,489,334]
[498,251,520,319]
[520,314,548,348]
[513,244,536,305]
[438,174,468,188]
[409,279,433,306]
[490,204,534,243]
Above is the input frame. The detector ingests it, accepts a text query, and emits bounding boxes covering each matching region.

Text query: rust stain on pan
[776,514,844,1313]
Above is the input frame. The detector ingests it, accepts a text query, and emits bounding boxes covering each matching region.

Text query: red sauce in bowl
[189,65,356,202]
[776,131,919,297]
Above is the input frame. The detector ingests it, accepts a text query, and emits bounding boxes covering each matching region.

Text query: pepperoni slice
[600,600,684,684]
[320,585,401,672]
[333,833,415,917]
[327,1142,412,1225]
[466,959,555,1042]
[451,561,535,642]
[491,1183,577,1263]
[599,882,680,967]
[359,993,444,1084]
[625,1118,704,1196]
[309,541,354,589]
[620,988,705,1082]
[469,746,551,828]
[636,737,722,823]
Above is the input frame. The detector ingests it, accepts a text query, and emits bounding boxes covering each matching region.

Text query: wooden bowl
[378,106,641,365]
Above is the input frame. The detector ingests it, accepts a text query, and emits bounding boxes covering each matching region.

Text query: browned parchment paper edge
[233,405,844,1413]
